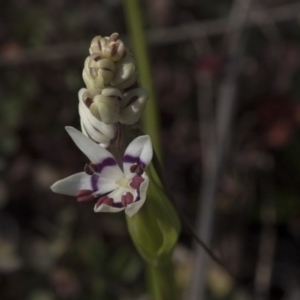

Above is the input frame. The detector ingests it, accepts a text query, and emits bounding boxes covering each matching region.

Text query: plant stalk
[123,0,162,160]
[146,262,180,300]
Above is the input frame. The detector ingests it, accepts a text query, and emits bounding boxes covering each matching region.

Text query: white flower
[50,127,153,217]
[78,89,116,147]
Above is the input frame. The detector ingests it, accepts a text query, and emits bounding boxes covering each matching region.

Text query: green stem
[146,262,180,300]
[123,0,162,160]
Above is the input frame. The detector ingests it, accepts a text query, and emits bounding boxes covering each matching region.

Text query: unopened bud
[86,87,122,124]
[111,56,137,90]
[78,88,115,147]
[119,88,149,125]
[82,56,116,89]
[89,33,126,62]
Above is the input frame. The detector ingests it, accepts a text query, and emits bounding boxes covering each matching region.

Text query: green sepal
[126,162,181,266]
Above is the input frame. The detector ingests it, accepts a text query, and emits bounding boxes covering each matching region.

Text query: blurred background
[1,0,300,299]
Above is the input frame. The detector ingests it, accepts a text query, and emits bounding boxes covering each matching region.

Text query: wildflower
[78,89,115,147]
[51,127,153,217]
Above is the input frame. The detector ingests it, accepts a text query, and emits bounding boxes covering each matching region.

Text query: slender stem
[254,174,277,300]
[146,262,180,300]
[123,0,162,160]
[123,3,180,299]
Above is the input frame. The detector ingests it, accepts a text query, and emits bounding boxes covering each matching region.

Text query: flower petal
[78,89,115,140]
[79,99,109,139]
[66,126,111,163]
[106,187,127,203]
[94,204,125,213]
[123,135,153,178]
[94,187,126,213]
[79,89,116,139]
[50,172,91,196]
[111,56,136,87]
[66,126,124,184]
[80,119,110,148]
[125,174,149,217]
[119,88,148,125]
[90,165,122,195]
[90,95,120,124]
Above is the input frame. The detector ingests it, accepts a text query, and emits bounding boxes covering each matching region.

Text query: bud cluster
[79,33,148,146]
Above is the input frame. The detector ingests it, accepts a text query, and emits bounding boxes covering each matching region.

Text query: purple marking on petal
[91,174,99,192]
[123,155,146,168]
[135,188,141,202]
[112,202,123,208]
[90,157,117,192]
[96,157,117,172]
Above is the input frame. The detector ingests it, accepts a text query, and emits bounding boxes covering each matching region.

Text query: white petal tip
[50,181,65,194]
[65,126,76,133]
[50,184,56,192]
[124,209,135,218]
[94,204,125,213]
[124,202,143,217]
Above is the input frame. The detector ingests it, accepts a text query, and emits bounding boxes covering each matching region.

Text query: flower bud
[119,88,148,125]
[126,163,181,266]
[82,88,122,124]
[89,33,126,62]
[111,56,137,90]
[78,88,115,147]
[82,56,116,89]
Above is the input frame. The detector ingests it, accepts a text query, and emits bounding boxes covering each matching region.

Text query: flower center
[115,177,130,188]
